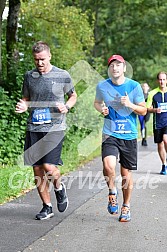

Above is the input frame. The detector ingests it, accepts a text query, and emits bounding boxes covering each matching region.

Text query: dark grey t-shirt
[23,66,74,132]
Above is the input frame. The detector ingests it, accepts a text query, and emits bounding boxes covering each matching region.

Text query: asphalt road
[1,136,167,252]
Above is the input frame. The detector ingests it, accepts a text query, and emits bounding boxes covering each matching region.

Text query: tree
[6,0,21,93]
[63,0,167,83]
[0,0,6,84]
[18,0,94,70]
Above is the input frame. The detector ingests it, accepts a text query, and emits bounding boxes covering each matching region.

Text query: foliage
[0,87,27,164]
[63,0,167,86]
[18,0,94,70]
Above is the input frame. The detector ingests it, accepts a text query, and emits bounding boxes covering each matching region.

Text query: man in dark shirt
[15,41,77,219]
[147,72,167,175]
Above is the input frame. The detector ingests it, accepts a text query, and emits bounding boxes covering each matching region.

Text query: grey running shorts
[24,131,64,166]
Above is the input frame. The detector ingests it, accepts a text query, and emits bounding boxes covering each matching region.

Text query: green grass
[0,115,153,205]
[0,165,34,205]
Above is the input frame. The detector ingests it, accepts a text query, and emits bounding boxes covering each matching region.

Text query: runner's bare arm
[56,91,77,114]
[147,106,161,114]
[94,99,109,116]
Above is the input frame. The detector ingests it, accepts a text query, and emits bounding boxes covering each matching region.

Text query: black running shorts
[24,131,64,166]
[154,127,167,143]
[102,135,137,170]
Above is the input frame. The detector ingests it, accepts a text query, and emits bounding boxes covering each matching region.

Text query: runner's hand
[121,93,131,108]
[101,104,109,116]
[156,107,162,113]
[15,99,28,113]
[56,103,69,114]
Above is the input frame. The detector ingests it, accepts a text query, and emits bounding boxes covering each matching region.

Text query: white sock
[46,203,52,207]
[55,184,62,191]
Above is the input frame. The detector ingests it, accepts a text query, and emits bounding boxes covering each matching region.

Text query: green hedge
[0,87,27,164]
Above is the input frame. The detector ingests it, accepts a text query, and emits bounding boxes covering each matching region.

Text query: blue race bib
[112,119,131,133]
[32,108,51,124]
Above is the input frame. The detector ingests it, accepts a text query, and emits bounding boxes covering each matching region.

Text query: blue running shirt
[95,78,144,140]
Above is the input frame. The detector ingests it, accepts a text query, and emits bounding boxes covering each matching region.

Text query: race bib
[158,102,167,112]
[112,119,131,133]
[32,108,51,124]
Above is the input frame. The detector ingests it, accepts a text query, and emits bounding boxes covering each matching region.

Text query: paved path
[1,137,167,252]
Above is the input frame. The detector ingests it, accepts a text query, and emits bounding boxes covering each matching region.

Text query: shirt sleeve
[130,83,144,104]
[136,84,145,103]
[63,71,75,95]
[146,89,158,108]
[95,83,103,101]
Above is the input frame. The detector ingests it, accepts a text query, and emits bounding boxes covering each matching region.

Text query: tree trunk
[0,0,7,86]
[6,0,21,93]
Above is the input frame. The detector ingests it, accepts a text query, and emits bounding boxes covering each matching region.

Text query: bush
[0,87,27,164]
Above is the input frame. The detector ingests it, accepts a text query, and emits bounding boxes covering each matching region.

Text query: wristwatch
[65,104,70,112]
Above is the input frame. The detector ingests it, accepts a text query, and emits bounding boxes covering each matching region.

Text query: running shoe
[36,203,54,220]
[142,139,147,146]
[160,165,167,175]
[55,182,69,212]
[107,193,119,215]
[119,204,131,222]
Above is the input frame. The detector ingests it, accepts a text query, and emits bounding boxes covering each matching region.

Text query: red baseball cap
[108,55,125,66]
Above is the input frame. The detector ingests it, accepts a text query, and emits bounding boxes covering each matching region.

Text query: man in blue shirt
[147,72,167,175]
[94,55,146,222]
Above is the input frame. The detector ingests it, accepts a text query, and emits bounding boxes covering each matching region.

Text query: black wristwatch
[65,104,70,112]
